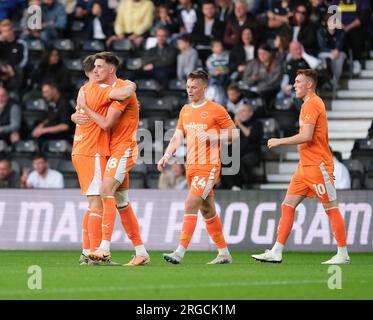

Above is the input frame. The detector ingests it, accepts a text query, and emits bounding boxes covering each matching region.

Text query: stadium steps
[347,79,373,90]
[360,70,373,78]
[259,183,288,190]
[336,90,373,99]
[331,100,373,110]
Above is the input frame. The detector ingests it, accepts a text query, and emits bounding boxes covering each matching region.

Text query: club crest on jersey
[201,111,208,119]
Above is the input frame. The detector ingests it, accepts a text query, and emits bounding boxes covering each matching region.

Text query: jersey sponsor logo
[184,122,208,131]
[200,111,208,119]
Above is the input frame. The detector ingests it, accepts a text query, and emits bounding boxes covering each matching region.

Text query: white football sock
[175,245,186,258]
[272,242,284,254]
[337,246,348,257]
[218,247,230,256]
[100,240,111,251]
[135,245,148,256]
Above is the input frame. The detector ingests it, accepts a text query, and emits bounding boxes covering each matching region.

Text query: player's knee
[115,189,129,208]
[88,196,102,210]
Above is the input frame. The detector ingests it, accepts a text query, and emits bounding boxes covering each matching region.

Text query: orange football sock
[88,209,102,251]
[82,209,91,251]
[179,214,198,249]
[205,215,226,249]
[119,204,143,247]
[102,197,117,242]
[276,203,295,245]
[325,207,347,247]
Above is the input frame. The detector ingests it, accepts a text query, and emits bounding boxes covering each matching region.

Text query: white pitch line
[0,279,338,296]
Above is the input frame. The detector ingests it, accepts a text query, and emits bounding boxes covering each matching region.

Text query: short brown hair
[187,70,209,84]
[297,69,318,86]
[0,19,13,29]
[82,55,95,73]
[94,51,120,69]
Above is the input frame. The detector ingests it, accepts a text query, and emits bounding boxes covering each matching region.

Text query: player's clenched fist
[267,138,282,149]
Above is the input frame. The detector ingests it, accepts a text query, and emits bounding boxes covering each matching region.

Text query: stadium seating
[53,39,74,58]
[343,158,364,189]
[125,57,142,71]
[136,79,162,97]
[10,140,39,170]
[57,159,79,188]
[0,140,10,158]
[41,140,72,169]
[23,98,48,130]
[351,138,373,171]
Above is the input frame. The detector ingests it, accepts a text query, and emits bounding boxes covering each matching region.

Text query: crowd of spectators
[0,0,372,189]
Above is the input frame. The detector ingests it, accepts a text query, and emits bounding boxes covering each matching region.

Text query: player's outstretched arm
[157,129,184,172]
[268,124,315,149]
[109,80,137,101]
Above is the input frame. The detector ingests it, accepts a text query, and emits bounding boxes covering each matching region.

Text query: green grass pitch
[0,251,372,300]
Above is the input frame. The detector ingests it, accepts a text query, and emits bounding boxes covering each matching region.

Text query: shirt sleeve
[302,101,320,125]
[216,105,234,129]
[176,108,185,135]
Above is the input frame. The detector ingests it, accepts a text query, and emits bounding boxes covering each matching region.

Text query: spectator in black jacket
[0,87,21,145]
[280,3,319,56]
[191,0,225,62]
[223,0,260,49]
[84,0,113,40]
[221,102,263,189]
[31,48,71,94]
[31,81,73,147]
[228,27,256,81]
[216,0,234,23]
[317,13,346,87]
[0,19,28,91]
[133,27,178,89]
[0,158,20,188]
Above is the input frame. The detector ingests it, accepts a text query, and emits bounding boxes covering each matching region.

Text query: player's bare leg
[163,192,202,264]
[252,194,305,263]
[321,200,350,264]
[200,196,232,264]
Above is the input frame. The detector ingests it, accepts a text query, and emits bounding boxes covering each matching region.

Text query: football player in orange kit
[158,70,239,264]
[71,54,137,265]
[252,69,350,265]
[76,52,150,266]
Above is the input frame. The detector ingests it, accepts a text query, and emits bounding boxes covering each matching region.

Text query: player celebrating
[77,52,150,266]
[158,70,238,264]
[252,69,350,265]
[72,55,136,265]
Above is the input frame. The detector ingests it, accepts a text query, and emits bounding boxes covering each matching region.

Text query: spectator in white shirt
[333,152,351,190]
[21,154,64,189]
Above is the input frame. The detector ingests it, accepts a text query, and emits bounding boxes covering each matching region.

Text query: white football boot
[251,249,282,263]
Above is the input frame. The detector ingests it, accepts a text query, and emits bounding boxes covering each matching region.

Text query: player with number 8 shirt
[158,70,239,265]
[251,69,350,265]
